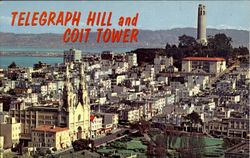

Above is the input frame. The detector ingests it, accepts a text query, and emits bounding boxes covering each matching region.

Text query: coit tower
[197,4,207,45]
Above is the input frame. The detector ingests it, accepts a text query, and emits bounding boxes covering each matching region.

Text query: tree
[72,139,92,151]
[165,43,171,49]
[233,46,249,56]
[206,33,235,60]
[146,141,154,156]
[178,35,197,47]
[178,133,205,158]
[8,62,17,68]
[184,111,203,132]
[8,89,16,95]
[155,135,167,157]
[34,61,44,70]
[208,33,232,50]
[131,120,151,134]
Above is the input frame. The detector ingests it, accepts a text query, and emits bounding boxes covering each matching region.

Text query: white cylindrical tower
[197,4,207,45]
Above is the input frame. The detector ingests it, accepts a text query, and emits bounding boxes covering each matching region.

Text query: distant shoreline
[0,52,63,57]
[0,52,101,57]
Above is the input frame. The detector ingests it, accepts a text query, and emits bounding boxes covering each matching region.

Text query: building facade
[182,57,226,74]
[90,115,103,139]
[64,48,82,63]
[30,125,71,150]
[128,53,138,68]
[0,117,21,148]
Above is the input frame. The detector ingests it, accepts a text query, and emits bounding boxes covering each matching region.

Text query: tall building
[128,53,138,68]
[64,48,82,63]
[197,4,207,45]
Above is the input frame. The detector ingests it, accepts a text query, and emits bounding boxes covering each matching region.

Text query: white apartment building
[187,75,209,90]
[216,80,236,90]
[120,108,140,123]
[128,53,138,68]
[182,57,226,74]
[30,125,71,150]
[0,117,21,149]
[154,56,173,68]
[90,115,103,138]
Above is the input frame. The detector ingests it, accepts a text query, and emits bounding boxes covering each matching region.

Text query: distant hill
[0,28,248,49]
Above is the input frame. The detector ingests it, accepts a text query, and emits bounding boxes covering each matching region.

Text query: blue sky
[0,1,249,34]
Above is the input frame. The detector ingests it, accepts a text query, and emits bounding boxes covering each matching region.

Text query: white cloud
[207,24,249,31]
[169,25,193,29]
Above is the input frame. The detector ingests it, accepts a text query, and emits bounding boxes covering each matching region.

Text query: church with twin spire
[9,62,90,143]
[60,63,90,140]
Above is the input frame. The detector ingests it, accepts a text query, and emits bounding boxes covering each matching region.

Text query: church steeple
[66,63,70,81]
[78,63,88,106]
[63,64,72,110]
[80,63,86,89]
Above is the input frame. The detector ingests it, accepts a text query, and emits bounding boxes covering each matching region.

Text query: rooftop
[90,115,95,121]
[182,57,225,61]
[33,125,68,133]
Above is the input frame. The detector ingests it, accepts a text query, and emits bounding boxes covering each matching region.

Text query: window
[236,122,239,128]
[231,121,234,128]
[45,121,51,125]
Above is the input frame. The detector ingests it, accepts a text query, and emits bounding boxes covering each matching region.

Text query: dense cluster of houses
[0,49,249,152]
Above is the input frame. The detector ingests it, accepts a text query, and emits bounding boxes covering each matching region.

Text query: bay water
[0,47,135,68]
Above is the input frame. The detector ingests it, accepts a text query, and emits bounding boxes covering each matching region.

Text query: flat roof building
[182,57,226,74]
[30,125,71,150]
[64,48,82,63]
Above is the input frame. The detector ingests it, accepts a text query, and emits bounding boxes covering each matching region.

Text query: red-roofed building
[90,115,103,139]
[182,57,225,61]
[30,125,71,150]
[90,115,95,121]
[182,57,226,73]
